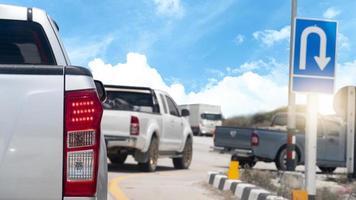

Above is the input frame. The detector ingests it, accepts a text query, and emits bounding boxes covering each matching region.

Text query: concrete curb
[207,171,287,200]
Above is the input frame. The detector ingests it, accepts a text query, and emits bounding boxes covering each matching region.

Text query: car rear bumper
[63,197,97,200]
[104,135,145,151]
[191,126,214,135]
[232,149,255,161]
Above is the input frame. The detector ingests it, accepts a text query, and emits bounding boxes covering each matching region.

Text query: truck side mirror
[94,80,107,102]
[181,109,190,117]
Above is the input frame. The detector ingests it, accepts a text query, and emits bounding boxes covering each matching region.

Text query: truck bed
[214,126,255,150]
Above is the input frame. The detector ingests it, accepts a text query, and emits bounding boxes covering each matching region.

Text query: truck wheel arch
[135,131,159,163]
[144,130,159,152]
[275,144,302,163]
[151,132,159,141]
[179,131,193,153]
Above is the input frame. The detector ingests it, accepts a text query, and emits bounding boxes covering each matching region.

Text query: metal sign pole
[305,94,317,199]
[346,87,356,178]
[347,87,356,178]
[287,0,297,171]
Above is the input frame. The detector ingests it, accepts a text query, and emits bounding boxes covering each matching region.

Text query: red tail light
[130,116,140,136]
[251,131,259,146]
[63,89,103,196]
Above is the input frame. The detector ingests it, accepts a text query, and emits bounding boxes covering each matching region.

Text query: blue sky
[5,0,356,116]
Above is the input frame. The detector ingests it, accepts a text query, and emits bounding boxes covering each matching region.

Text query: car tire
[108,153,128,165]
[138,137,159,172]
[173,137,193,169]
[275,147,299,171]
[319,166,336,174]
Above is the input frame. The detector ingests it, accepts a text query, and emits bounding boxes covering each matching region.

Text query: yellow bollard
[228,155,240,180]
[292,190,308,200]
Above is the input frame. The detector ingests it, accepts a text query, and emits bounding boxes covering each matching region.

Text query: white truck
[102,85,193,172]
[0,4,108,200]
[178,104,222,136]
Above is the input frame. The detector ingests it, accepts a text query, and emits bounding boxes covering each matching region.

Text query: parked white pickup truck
[102,85,193,172]
[0,4,107,200]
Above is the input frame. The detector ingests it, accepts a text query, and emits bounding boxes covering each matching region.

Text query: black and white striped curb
[208,171,287,200]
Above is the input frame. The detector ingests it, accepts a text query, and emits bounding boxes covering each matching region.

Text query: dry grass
[240,169,278,192]
[240,169,347,200]
[316,187,340,200]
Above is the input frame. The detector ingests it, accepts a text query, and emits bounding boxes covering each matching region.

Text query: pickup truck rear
[214,113,347,173]
[0,4,107,200]
[102,85,193,172]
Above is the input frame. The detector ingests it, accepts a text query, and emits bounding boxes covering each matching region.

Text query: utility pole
[287,0,297,171]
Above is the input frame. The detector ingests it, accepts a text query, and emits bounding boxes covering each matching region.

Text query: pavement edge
[207,171,287,200]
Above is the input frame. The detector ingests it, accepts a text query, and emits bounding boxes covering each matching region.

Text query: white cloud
[89,52,356,117]
[153,0,184,18]
[227,58,288,84]
[323,7,341,19]
[234,34,245,45]
[65,36,113,66]
[89,53,288,117]
[253,26,290,47]
[231,59,268,74]
[336,60,356,89]
[338,33,350,51]
[182,73,288,117]
[89,53,168,90]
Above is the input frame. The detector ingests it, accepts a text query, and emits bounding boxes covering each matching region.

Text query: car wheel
[138,137,159,172]
[319,167,336,174]
[275,147,299,171]
[108,153,128,165]
[173,137,193,169]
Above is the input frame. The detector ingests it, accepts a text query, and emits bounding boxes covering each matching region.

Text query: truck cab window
[0,20,56,65]
[323,120,341,137]
[271,114,305,132]
[104,91,157,113]
[271,115,287,126]
[201,113,222,121]
[166,96,180,117]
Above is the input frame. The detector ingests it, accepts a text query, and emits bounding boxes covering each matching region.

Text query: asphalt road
[107,136,232,200]
[106,136,348,200]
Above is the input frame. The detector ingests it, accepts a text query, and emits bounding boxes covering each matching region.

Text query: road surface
[107,136,232,200]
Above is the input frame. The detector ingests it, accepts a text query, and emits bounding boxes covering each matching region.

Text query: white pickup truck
[0,4,107,200]
[102,85,193,172]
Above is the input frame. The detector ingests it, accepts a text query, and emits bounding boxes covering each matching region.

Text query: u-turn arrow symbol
[299,26,330,71]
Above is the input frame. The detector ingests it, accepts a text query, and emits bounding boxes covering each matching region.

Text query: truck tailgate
[214,126,252,150]
[0,67,64,200]
[102,110,160,138]
[102,110,132,137]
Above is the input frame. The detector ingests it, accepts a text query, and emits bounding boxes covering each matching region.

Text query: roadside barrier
[208,171,287,200]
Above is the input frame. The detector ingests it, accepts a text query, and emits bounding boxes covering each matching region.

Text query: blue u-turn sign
[292,18,337,94]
